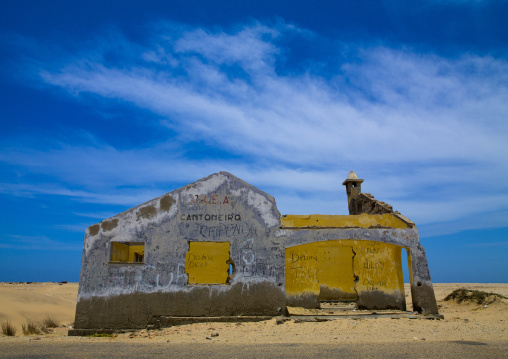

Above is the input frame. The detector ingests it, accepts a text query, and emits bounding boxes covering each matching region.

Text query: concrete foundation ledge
[147,315,274,329]
[290,313,444,322]
[69,316,274,336]
[68,329,132,336]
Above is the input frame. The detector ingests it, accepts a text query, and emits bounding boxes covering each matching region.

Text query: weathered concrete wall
[407,245,439,314]
[75,172,285,330]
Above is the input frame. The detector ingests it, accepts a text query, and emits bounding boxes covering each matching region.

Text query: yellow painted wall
[285,245,319,296]
[353,240,404,296]
[111,242,129,262]
[317,246,357,300]
[186,241,230,285]
[128,245,145,263]
[285,240,405,300]
[281,213,408,229]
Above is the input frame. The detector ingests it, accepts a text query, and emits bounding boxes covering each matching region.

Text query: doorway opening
[285,240,407,311]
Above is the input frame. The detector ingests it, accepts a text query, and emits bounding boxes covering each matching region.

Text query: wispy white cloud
[0,235,82,251]
[0,182,163,207]
[73,211,121,219]
[467,241,508,248]
[53,223,94,233]
[175,24,280,74]
[35,28,508,165]
[2,21,508,236]
[419,208,508,238]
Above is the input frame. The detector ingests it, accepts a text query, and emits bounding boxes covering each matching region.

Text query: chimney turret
[342,171,364,211]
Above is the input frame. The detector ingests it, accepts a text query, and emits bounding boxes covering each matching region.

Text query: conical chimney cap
[347,171,358,179]
[342,171,364,185]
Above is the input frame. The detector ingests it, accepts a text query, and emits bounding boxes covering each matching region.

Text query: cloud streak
[36,29,507,167]
[2,20,508,235]
[0,234,82,251]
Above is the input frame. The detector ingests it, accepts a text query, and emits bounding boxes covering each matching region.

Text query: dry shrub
[445,288,507,305]
[42,315,59,328]
[21,319,40,335]
[1,321,16,336]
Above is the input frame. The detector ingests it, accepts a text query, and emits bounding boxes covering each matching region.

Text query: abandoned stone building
[70,171,438,334]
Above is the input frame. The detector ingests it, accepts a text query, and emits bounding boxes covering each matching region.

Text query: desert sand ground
[0,282,507,345]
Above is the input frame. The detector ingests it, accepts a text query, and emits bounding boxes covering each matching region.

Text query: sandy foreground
[0,283,507,345]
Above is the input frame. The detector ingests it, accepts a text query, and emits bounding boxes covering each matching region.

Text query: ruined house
[70,171,438,335]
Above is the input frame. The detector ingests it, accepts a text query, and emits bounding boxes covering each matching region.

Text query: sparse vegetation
[445,288,507,305]
[42,315,59,328]
[1,321,16,336]
[40,327,52,334]
[21,319,40,335]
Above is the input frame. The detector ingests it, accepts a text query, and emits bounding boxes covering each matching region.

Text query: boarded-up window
[185,241,230,285]
[110,242,145,263]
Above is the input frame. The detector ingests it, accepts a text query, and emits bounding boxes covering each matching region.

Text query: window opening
[110,242,145,264]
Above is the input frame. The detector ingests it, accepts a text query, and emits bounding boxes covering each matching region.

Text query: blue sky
[1,0,507,282]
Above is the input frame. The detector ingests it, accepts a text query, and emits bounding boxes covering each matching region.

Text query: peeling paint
[101,218,119,232]
[88,224,100,236]
[136,205,157,220]
[159,195,175,212]
[247,190,280,227]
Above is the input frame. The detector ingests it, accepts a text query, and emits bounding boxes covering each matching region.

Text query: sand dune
[0,282,78,333]
[1,282,507,344]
